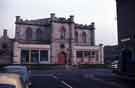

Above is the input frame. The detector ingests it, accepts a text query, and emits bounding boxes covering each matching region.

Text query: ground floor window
[76,51,96,58]
[40,50,48,62]
[76,50,98,64]
[76,51,83,58]
[31,50,39,64]
[21,49,29,64]
[21,49,49,64]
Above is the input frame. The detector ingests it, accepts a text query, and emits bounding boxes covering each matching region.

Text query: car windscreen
[0,84,15,88]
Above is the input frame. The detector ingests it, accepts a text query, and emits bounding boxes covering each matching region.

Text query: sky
[0,0,117,45]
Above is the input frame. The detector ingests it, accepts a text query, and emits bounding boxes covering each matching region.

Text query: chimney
[91,22,95,28]
[50,13,55,21]
[16,16,20,22]
[69,15,74,22]
[3,29,8,38]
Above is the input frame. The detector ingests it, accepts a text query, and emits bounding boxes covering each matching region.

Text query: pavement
[31,68,135,88]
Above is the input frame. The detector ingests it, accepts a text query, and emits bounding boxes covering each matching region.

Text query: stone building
[0,29,13,64]
[13,13,104,64]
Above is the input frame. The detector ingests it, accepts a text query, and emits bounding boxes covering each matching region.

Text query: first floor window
[60,44,65,48]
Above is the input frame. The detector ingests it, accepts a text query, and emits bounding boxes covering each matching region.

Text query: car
[111,60,119,73]
[3,65,30,88]
[0,73,23,88]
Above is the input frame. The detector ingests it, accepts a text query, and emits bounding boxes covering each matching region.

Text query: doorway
[57,52,67,64]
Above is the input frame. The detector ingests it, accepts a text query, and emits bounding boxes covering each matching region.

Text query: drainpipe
[68,15,74,65]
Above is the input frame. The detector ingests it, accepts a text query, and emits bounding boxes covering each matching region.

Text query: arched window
[26,27,32,40]
[82,31,86,43]
[75,31,78,42]
[60,26,66,40]
[36,28,42,40]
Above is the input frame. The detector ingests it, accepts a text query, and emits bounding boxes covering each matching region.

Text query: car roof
[4,66,27,69]
[0,73,23,88]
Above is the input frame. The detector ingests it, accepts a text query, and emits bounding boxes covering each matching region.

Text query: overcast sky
[0,0,117,45]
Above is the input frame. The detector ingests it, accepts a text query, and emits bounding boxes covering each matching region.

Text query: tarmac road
[31,68,134,88]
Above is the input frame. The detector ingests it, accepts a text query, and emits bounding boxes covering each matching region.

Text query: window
[60,26,66,40]
[76,51,83,58]
[82,32,86,43]
[36,28,42,41]
[40,50,48,61]
[31,50,39,63]
[91,51,95,58]
[84,51,89,57]
[92,51,95,55]
[60,44,65,48]
[26,27,32,40]
[21,49,49,64]
[21,49,29,64]
[75,31,78,42]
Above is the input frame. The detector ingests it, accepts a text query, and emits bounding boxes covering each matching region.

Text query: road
[31,68,134,88]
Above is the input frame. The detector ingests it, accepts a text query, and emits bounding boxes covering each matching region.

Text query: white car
[111,60,119,73]
[3,65,30,88]
[0,73,23,88]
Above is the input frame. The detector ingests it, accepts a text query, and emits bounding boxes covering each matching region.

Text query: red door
[57,53,65,64]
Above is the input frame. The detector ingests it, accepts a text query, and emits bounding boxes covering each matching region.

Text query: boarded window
[60,26,66,40]
[36,28,42,41]
[82,32,86,43]
[26,27,32,40]
[75,31,78,42]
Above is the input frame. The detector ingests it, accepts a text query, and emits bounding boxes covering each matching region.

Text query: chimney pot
[3,29,7,37]
[69,15,74,22]
[50,13,55,19]
[16,16,20,22]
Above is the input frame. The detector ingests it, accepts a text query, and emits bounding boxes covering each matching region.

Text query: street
[31,68,134,88]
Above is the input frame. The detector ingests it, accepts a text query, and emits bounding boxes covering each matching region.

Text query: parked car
[0,73,23,88]
[111,60,119,73]
[3,65,30,88]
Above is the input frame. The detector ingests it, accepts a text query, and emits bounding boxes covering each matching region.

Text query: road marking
[61,81,73,88]
[51,75,73,88]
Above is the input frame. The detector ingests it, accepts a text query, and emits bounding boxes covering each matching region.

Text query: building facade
[116,0,135,60]
[13,13,104,65]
